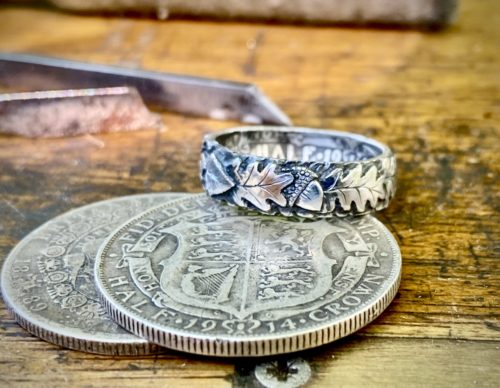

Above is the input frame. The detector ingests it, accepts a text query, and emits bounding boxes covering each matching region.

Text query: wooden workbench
[0,0,498,386]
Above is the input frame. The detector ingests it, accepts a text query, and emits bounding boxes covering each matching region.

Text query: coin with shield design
[95,194,401,357]
[1,193,186,355]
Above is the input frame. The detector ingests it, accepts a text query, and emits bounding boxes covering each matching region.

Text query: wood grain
[0,0,498,386]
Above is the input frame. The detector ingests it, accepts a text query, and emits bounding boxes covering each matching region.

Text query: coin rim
[0,193,186,355]
[95,195,402,357]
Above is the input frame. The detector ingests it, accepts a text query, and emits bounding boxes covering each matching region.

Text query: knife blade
[0,52,291,126]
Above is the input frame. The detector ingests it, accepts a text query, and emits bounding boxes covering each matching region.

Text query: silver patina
[0,193,184,355]
[200,126,396,218]
[95,195,401,357]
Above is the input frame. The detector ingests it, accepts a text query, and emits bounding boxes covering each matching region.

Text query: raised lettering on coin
[1,193,185,354]
[96,195,401,357]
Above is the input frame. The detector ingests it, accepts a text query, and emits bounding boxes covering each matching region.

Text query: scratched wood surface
[0,0,498,386]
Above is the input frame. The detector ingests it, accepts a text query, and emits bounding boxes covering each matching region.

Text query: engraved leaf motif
[232,162,294,211]
[321,167,343,192]
[385,177,396,200]
[332,165,385,212]
[203,153,235,195]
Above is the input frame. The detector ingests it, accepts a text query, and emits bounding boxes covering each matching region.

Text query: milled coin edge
[2,294,158,355]
[95,195,402,357]
[0,192,189,355]
[100,266,400,357]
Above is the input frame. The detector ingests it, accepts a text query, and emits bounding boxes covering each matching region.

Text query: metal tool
[0,52,291,137]
[50,0,458,28]
[0,86,164,138]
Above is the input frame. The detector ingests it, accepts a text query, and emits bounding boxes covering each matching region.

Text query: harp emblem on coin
[121,210,378,322]
[95,196,401,356]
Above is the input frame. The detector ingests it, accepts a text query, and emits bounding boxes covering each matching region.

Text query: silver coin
[1,193,187,355]
[95,195,401,357]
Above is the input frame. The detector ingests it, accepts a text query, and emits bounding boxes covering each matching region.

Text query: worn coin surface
[1,193,186,355]
[95,194,401,357]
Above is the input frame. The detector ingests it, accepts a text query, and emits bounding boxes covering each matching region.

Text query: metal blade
[0,87,164,138]
[0,52,292,125]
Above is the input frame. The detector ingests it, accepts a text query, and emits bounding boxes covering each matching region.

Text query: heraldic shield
[156,216,345,320]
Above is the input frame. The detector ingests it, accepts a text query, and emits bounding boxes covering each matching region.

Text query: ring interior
[217,130,383,163]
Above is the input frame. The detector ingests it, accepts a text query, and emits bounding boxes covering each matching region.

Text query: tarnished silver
[0,193,185,355]
[0,87,163,138]
[95,195,401,357]
[200,126,396,218]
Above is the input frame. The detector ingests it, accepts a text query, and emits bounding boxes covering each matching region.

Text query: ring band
[200,126,396,218]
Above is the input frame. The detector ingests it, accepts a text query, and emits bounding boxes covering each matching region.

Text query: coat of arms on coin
[96,194,401,357]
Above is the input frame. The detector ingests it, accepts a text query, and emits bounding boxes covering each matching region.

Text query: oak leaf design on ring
[231,161,294,211]
[325,165,385,212]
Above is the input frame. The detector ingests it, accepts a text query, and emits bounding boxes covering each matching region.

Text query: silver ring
[200,126,396,217]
